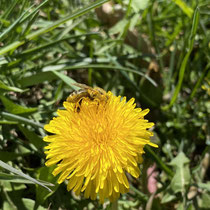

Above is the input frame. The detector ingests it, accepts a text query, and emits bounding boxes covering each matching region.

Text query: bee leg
[75,98,83,113]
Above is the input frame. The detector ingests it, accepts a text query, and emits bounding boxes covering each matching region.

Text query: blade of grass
[18,33,97,57]
[0,172,53,186]
[162,7,200,110]
[0,95,37,114]
[0,5,34,42]
[0,0,109,56]
[190,63,210,99]
[0,0,20,21]
[0,120,18,125]
[172,0,193,18]
[0,81,25,92]
[147,6,164,72]
[19,0,49,24]
[0,160,53,192]
[20,10,40,38]
[45,64,157,87]
[51,71,78,90]
[106,53,158,107]
[1,112,44,128]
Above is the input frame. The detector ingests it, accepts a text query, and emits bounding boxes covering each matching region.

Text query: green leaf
[145,146,174,177]
[0,172,52,185]
[0,0,20,21]
[1,112,44,128]
[172,0,193,18]
[19,0,49,24]
[0,95,37,114]
[199,193,210,209]
[0,0,109,55]
[197,182,210,192]
[169,152,191,193]
[21,198,45,210]
[109,19,129,35]
[131,0,149,12]
[0,120,18,125]
[1,180,26,191]
[0,151,25,162]
[36,166,58,205]
[177,202,184,210]
[19,33,96,56]
[0,160,53,192]
[162,7,200,110]
[18,125,45,150]
[161,192,176,204]
[51,71,78,90]
[17,71,57,88]
[0,3,33,41]
[0,81,25,92]
[48,64,157,87]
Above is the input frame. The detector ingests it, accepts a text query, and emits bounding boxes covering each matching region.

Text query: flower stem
[111,200,118,210]
[144,145,174,177]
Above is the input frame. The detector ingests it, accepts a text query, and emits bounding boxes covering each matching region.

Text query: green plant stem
[111,199,118,210]
[144,145,174,177]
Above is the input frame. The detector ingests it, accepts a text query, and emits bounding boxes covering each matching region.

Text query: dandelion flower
[43,86,157,203]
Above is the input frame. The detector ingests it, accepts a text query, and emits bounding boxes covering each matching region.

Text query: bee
[67,83,107,112]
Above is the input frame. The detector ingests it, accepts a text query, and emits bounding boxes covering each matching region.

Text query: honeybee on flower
[67,83,108,112]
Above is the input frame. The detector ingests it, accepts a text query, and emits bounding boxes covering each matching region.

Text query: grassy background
[0,0,209,209]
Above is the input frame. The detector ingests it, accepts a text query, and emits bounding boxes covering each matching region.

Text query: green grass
[0,0,210,209]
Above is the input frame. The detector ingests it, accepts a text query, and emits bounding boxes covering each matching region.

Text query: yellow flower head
[43,85,157,203]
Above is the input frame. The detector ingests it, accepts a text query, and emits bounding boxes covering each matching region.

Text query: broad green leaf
[161,190,176,203]
[169,152,191,193]
[131,0,149,12]
[3,201,13,210]
[17,71,57,87]
[169,152,190,166]
[18,125,45,150]
[0,81,25,92]
[21,198,45,210]
[0,95,37,114]
[199,193,210,209]
[109,19,129,35]
[177,202,184,210]
[197,182,210,192]
[36,166,58,205]
[0,151,26,162]
[1,180,26,191]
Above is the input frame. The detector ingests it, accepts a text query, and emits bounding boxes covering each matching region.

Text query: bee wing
[73,83,93,90]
